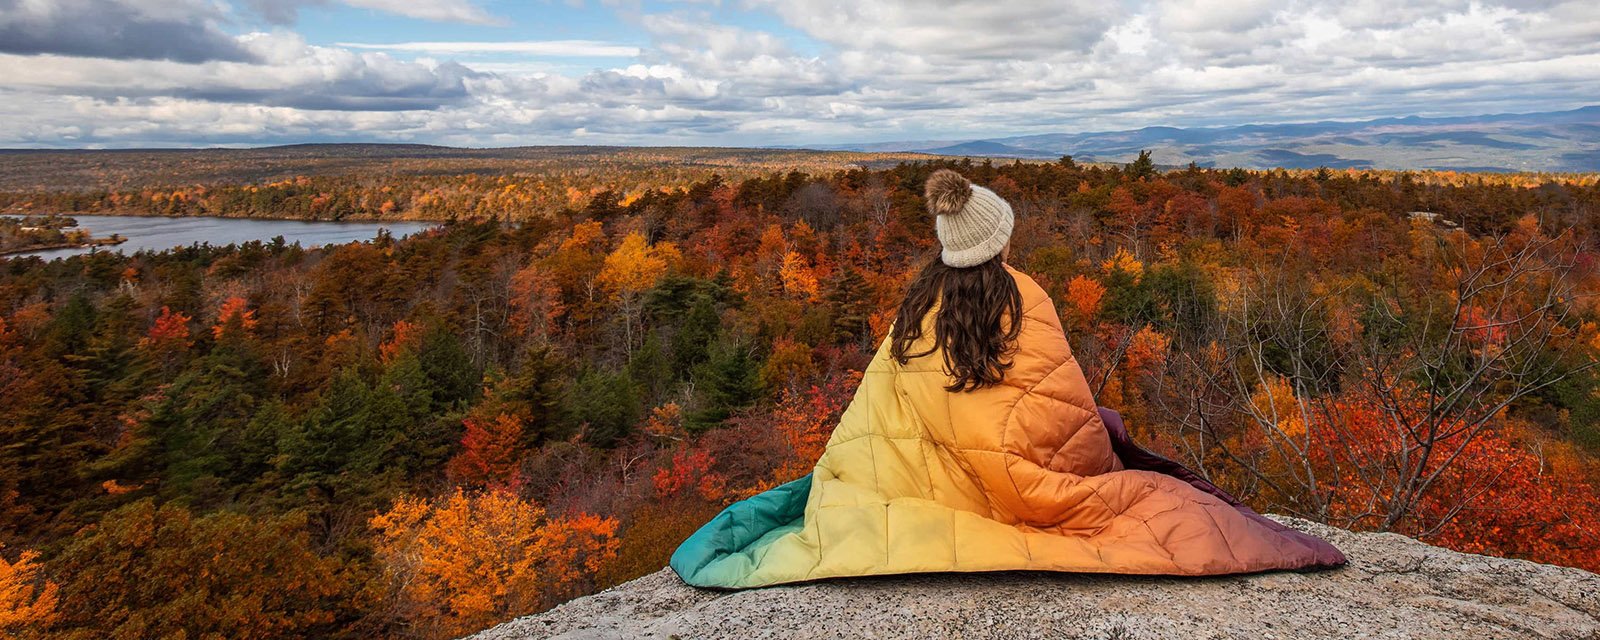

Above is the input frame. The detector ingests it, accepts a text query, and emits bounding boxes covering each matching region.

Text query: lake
[4,215,439,261]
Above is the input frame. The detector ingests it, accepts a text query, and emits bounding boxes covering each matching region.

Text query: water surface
[5,215,438,261]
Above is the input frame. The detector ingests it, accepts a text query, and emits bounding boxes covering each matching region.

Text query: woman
[671,170,1345,589]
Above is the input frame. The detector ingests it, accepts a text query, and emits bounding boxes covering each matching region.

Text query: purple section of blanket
[1097,407,1348,567]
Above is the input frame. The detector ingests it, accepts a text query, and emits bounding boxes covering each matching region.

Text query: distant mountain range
[810,106,1600,173]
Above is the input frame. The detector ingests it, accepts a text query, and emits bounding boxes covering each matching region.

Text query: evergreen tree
[643,273,734,324]
[566,369,641,448]
[72,293,146,432]
[418,324,479,412]
[0,344,90,537]
[1126,149,1157,181]
[626,330,673,404]
[823,265,874,347]
[582,189,624,222]
[376,351,456,473]
[510,345,572,444]
[161,359,264,502]
[45,292,97,358]
[275,369,397,508]
[687,339,763,432]
[672,294,719,377]
[100,339,272,508]
[239,400,292,487]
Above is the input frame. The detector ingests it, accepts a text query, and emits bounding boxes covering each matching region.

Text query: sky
[1,0,1597,148]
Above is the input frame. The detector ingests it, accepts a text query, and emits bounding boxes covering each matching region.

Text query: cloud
[1,33,479,112]
[337,40,641,57]
[241,0,306,24]
[638,13,852,97]
[340,0,503,25]
[244,0,503,25]
[1,0,1599,147]
[740,0,1121,59]
[0,0,254,62]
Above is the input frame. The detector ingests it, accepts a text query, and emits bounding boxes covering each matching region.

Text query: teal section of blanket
[669,473,811,588]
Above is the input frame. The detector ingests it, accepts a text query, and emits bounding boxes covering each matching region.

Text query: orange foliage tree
[211,296,257,341]
[379,319,423,364]
[0,544,57,639]
[1064,274,1106,325]
[137,306,191,365]
[370,489,620,640]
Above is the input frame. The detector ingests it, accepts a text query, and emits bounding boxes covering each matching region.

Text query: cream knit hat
[924,169,1014,268]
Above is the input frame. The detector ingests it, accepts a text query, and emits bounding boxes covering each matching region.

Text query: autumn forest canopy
[2,149,1600,639]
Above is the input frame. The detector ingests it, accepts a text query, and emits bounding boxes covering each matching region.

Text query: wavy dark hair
[890,253,1023,392]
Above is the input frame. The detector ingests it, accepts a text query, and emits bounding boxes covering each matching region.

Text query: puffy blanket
[671,266,1346,588]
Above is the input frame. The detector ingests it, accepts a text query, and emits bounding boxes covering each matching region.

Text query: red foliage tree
[448,413,526,488]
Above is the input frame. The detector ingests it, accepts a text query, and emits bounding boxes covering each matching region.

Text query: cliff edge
[469,516,1600,639]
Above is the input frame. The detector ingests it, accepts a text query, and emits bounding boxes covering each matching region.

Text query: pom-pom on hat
[924,169,1014,268]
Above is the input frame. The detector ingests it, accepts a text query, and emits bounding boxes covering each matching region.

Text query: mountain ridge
[813,105,1600,172]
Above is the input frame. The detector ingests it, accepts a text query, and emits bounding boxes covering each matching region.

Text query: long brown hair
[889,253,1023,392]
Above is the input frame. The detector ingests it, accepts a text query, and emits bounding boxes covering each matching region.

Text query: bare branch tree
[1150,225,1595,532]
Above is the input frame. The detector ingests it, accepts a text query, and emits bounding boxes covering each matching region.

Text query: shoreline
[1,209,450,224]
[0,236,125,257]
[0,215,441,261]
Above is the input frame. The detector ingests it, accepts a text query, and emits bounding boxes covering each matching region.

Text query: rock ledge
[470,517,1600,639]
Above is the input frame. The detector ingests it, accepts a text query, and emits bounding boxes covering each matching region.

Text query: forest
[2,153,1599,639]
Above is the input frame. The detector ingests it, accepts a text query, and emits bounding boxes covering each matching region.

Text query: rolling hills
[816,105,1600,172]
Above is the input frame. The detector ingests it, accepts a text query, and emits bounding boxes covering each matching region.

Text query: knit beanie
[924,169,1014,268]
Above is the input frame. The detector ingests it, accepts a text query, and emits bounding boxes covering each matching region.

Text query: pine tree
[687,339,763,432]
[513,345,573,444]
[377,350,454,472]
[626,330,673,405]
[44,293,97,359]
[75,293,143,409]
[823,265,873,348]
[1126,149,1157,181]
[418,324,479,412]
[672,294,719,378]
[566,370,641,448]
[275,369,395,507]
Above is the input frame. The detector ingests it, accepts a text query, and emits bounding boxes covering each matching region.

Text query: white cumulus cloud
[0,0,1597,147]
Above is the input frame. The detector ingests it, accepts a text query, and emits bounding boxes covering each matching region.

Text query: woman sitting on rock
[671,169,1346,588]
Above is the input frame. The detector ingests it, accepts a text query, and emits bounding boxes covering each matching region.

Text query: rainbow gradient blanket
[671,266,1345,588]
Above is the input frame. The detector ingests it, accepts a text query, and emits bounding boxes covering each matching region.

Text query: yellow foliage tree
[1101,247,1144,280]
[1250,374,1307,438]
[596,231,678,300]
[596,231,680,348]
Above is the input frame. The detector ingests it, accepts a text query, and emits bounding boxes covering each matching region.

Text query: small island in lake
[0,214,126,256]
